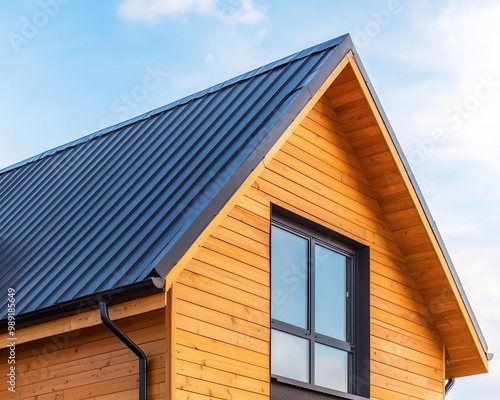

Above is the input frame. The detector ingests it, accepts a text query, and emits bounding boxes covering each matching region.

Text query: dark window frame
[271,206,370,400]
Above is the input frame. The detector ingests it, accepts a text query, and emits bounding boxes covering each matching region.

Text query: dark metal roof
[0,34,347,321]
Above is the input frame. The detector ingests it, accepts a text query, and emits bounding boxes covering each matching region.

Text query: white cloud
[117,0,268,25]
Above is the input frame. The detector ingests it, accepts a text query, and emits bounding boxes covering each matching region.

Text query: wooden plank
[371,307,441,343]
[63,370,164,400]
[0,293,165,348]
[272,150,384,217]
[328,78,360,97]
[336,104,375,127]
[363,160,400,180]
[370,385,415,400]
[176,329,268,368]
[351,138,391,160]
[210,225,268,258]
[176,343,269,382]
[186,258,269,299]
[8,357,164,398]
[14,342,165,385]
[236,193,271,220]
[176,299,269,341]
[329,85,366,107]
[177,269,269,311]
[288,130,368,184]
[371,347,442,381]
[341,114,378,133]
[371,283,430,317]
[385,209,422,232]
[203,235,268,272]
[371,322,442,360]
[339,169,378,201]
[371,249,413,276]
[176,283,269,329]
[228,204,270,234]
[176,314,268,354]
[371,360,443,392]
[346,125,384,149]
[378,192,415,215]
[307,103,346,135]
[334,98,371,119]
[176,374,269,400]
[11,309,165,363]
[300,114,353,153]
[371,271,421,300]
[371,372,442,400]
[177,359,270,395]
[221,214,269,245]
[371,296,437,334]
[195,245,269,286]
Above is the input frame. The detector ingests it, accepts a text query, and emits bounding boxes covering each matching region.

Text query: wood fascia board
[344,51,488,373]
[0,292,166,348]
[163,55,351,290]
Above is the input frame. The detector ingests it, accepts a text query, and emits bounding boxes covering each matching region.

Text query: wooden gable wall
[171,79,445,399]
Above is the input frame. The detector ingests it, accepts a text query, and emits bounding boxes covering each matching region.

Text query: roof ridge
[0,35,347,177]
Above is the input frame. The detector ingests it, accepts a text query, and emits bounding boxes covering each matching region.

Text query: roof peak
[0,34,348,177]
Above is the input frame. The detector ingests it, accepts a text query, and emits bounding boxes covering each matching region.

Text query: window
[271,211,369,399]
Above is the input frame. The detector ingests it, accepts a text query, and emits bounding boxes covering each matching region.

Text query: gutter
[445,378,455,396]
[100,301,147,400]
[0,277,165,332]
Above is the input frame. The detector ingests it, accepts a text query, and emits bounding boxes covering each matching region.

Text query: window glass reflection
[271,226,308,329]
[315,245,346,340]
[271,330,309,382]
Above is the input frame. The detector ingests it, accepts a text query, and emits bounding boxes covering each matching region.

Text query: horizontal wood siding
[0,307,165,399]
[175,91,444,399]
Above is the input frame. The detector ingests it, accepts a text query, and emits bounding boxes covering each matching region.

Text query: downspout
[445,378,455,396]
[99,301,147,400]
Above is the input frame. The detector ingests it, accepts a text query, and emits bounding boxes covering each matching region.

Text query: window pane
[315,245,346,340]
[271,329,309,382]
[271,226,308,328]
[314,343,348,392]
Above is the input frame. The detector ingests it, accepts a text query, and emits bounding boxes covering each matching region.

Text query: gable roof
[0,34,489,374]
[0,35,347,323]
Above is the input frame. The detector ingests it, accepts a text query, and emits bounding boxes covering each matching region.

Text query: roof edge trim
[0,277,164,332]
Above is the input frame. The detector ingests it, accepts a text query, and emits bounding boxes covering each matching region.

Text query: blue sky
[1,0,499,397]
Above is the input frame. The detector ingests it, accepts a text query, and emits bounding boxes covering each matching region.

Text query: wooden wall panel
[174,95,445,399]
[0,308,165,400]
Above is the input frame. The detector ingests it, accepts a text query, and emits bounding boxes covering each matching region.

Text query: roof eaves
[342,35,488,354]
[0,277,164,331]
